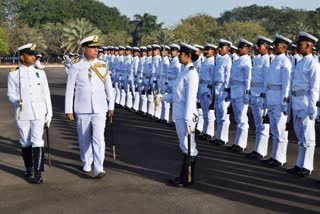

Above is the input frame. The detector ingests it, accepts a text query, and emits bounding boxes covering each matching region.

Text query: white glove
[154,94,162,107]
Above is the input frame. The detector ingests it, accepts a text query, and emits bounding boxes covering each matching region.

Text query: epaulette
[71,58,80,64]
[10,67,19,72]
[189,66,195,70]
[34,65,44,71]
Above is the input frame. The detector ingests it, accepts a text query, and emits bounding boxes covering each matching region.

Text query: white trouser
[120,87,126,106]
[215,96,230,142]
[76,113,106,175]
[132,90,140,111]
[200,93,215,137]
[140,94,148,113]
[154,93,162,119]
[114,81,121,104]
[268,105,288,164]
[231,97,249,148]
[16,119,45,148]
[160,98,170,122]
[196,108,204,133]
[294,110,316,171]
[147,93,155,116]
[175,119,198,156]
[251,96,269,157]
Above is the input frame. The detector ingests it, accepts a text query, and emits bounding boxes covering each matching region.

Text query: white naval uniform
[264,53,292,164]
[152,55,162,118]
[292,54,320,171]
[250,54,270,157]
[214,54,232,143]
[133,56,145,111]
[230,55,252,149]
[167,56,181,123]
[7,65,52,148]
[163,63,199,156]
[65,58,115,176]
[159,56,170,121]
[141,56,152,114]
[198,56,215,138]
[124,55,133,108]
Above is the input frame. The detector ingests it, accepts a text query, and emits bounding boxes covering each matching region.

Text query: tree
[172,14,219,44]
[41,23,65,56]
[217,21,268,44]
[102,31,132,46]
[61,18,102,54]
[8,23,47,54]
[129,13,163,46]
[0,26,9,54]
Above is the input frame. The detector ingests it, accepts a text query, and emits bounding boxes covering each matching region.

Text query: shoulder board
[34,65,44,71]
[10,66,19,72]
[71,58,80,64]
[189,66,195,70]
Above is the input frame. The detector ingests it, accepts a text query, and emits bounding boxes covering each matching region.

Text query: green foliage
[129,13,163,46]
[0,27,9,54]
[217,21,268,44]
[61,18,102,54]
[172,14,219,44]
[102,31,132,46]
[15,0,128,33]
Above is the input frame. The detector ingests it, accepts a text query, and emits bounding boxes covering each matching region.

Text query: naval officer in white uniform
[8,43,52,184]
[65,35,115,178]
[160,42,199,187]
[287,32,320,176]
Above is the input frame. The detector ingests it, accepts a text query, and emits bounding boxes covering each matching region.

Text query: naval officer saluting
[65,35,115,178]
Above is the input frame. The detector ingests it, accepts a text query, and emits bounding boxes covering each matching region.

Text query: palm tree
[129,13,163,46]
[61,18,101,54]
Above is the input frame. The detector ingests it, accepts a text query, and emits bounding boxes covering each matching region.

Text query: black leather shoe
[287,166,301,174]
[195,130,202,135]
[205,135,215,141]
[209,138,218,144]
[267,159,284,168]
[233,145,245,153]
[297,168,311,177]
[216,140,228,146]
[226,144,237,151]
[262,158,274,165]
[246,151,263,159]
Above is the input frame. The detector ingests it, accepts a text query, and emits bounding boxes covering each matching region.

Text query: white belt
[230,80,244,85]
[251,82,264,87]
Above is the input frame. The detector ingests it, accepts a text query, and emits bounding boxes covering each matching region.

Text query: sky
[102,0,320,27]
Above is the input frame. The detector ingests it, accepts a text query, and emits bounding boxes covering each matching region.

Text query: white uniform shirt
[164,63,199,123]
[291,54,320,113]
[193,54,205,72]
[214,54,232,96]
[65,58,115,114]
[7,65,52,120]
[131,56,139,79]
[167,56,181,80]
[143,56,153,78]
[161,56,170,80]
[152,55,161,79]
[251,54,270,97]
[137,56,146,78]
[264,53,292,106]
[230,55,252,99]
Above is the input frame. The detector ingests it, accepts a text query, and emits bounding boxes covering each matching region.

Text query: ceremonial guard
[287,32,320,176]
[212,39,232,146]
[262,34,292,167]
[8,43,52,184]
[227,38,252,152]
[65,35,115,178]
[165,44,181,124]
[159,45,171,122]
[230,45,239,63]
[160,42,199,187]
[198,43,216,140]
[290,44,302,71]
[246,35,272,159]
[140,45,153,115]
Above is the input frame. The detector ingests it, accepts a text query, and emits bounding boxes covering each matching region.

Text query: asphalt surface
[0,67,320,214]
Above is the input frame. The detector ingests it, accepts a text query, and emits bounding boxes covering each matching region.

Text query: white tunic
[7,65,52,121]
[65,58,115,114]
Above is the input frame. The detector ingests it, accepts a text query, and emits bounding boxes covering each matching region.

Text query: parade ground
[1,67,320,214]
